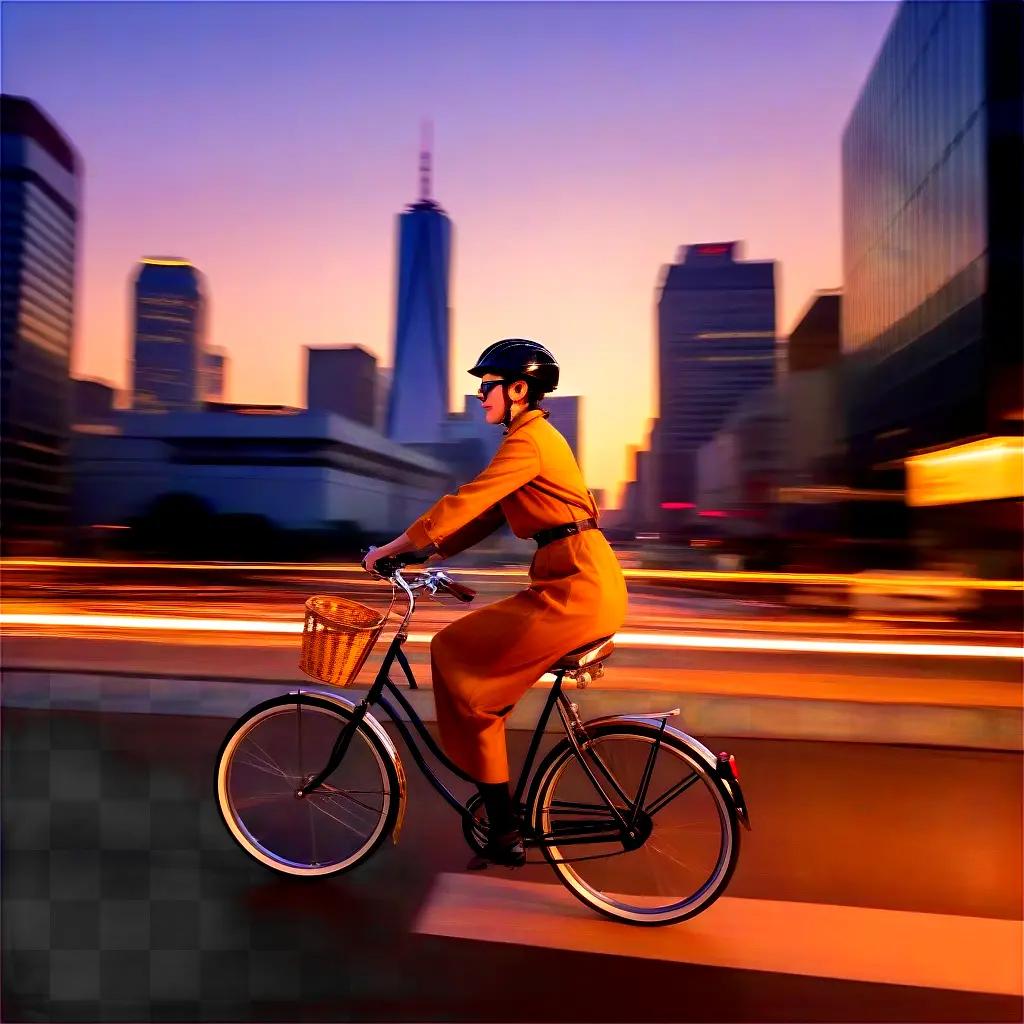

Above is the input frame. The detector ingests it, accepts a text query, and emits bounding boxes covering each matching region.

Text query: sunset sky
[3,1,897,504]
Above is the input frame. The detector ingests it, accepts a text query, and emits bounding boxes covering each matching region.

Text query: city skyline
[1,1,898,503]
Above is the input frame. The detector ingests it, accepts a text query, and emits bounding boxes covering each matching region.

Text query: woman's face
[478,372,508,425]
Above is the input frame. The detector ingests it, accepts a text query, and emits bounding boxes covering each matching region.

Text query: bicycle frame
[295,569,665,849]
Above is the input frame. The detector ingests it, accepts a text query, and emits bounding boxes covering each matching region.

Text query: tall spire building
[386,125,452,443]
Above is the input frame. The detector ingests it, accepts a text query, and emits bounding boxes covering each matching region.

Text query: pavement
[3,706,1022,1022]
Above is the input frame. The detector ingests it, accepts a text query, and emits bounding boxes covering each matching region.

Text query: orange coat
[405,408,628,783]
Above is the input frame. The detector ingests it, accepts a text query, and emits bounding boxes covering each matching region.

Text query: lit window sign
[906,437,1024,506]
[660,502,695,510]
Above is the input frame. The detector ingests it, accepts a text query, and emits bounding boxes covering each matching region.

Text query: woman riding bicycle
[364,339,628,867]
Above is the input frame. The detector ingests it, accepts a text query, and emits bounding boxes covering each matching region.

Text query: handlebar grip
[444,579,477,603]
[398,550,430,566]
[362,547,433,579]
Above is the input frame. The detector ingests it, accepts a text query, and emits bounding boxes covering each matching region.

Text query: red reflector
[729,754,740,779]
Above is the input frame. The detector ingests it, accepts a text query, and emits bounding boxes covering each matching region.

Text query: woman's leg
[429,579,626,784]
[430,637,516,783]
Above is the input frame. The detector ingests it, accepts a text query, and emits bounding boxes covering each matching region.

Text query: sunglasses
[477,379,507,401]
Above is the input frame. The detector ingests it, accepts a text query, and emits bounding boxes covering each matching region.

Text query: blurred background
[1,2,1020,610]
[1,2,1022,1020]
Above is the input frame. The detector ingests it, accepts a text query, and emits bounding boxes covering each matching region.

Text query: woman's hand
[362,545,386,577]
[362,533,416,577]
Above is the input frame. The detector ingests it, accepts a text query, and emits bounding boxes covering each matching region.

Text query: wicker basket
[299,595,391,687]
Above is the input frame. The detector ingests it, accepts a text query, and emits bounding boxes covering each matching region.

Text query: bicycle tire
[529,721,740,925]
[215,692,401,878]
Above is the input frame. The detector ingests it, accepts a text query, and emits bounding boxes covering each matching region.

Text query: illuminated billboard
[906,437,1024,507]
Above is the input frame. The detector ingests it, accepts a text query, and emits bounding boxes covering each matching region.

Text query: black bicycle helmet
[468,338,559,393]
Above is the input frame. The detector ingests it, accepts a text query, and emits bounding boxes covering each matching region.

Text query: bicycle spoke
[646,838,700,878]
[655,823,721,836]
[319,784,387,814]
[307,790,318,864]
[248,738,288,778]
[315,790,382,824]
[234,792,295,809]
[308,794,376,837]
[234,750,292,779]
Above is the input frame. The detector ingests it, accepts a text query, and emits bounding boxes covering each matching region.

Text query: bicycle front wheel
[531,722,739,925]
[215,693,400,877]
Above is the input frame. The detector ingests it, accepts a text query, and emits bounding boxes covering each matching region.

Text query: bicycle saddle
[550,636,615,672]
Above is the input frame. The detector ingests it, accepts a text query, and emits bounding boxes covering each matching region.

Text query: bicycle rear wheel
[215,693,400,877]
[531,722,739,925]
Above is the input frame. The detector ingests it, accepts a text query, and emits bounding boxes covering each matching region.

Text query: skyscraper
[0,95,81,550]
[841,0,1022,573]
[788,290,841,374]
[203,347,228,404]
[545,395,582,464]
[131,258,205,411]
[305,345,377,427]
[842,0,1022,477]
[386,130,452,443]
[655,242,776,510]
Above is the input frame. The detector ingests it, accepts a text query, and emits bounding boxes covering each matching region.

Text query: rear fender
[581,711,751,831]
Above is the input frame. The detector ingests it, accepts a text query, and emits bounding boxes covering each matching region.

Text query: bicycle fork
[295,631,407,798]
[295,699,371,798]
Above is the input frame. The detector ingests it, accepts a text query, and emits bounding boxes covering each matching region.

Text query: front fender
[292,688,409,844]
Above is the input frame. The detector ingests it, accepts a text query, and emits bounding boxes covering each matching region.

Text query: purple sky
[2,0,897,500]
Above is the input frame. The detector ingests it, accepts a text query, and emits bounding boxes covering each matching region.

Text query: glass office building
[655,242,776,511]
[131,258,206,411]
[0,95,81,550]
[842,0,1022,476]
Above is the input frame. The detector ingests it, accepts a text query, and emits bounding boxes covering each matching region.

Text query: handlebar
[364,548,426,579]
[360,547,477,604]
[440,578,476,603]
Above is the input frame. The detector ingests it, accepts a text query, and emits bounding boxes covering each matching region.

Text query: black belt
[533,517,599,549]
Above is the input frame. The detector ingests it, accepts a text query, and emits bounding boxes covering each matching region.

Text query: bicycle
[214,552,751,925]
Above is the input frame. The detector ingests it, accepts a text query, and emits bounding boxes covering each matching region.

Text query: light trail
[2,557,1021,591]
[610,631,1024,660]
[2,613,1021,659]
[0,613,299,634]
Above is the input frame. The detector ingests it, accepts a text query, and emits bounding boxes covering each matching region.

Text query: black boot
[471,781,526,869]
[481,827,526,868]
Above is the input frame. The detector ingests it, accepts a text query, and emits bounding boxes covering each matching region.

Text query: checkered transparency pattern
[1,688,380,1022]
